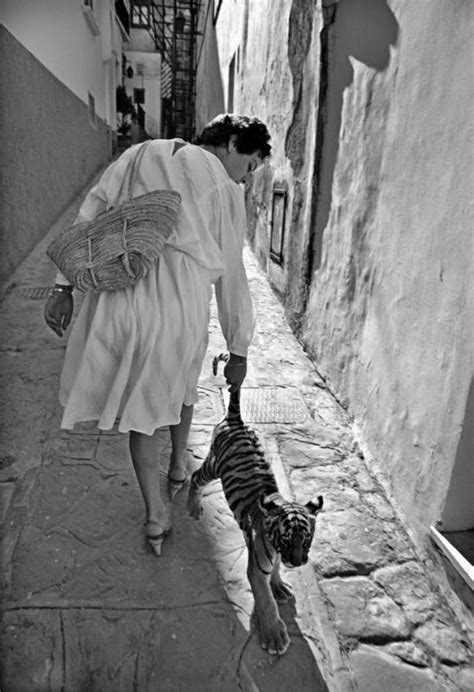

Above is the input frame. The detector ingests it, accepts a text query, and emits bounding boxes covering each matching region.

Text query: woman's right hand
[223,353,247,392]
[44,289,74,337]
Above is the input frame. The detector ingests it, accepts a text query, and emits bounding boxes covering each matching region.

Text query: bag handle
[125,140,151,201]
[105,141,151,211]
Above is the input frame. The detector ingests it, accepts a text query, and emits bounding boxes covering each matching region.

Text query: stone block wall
[0,26,111,287]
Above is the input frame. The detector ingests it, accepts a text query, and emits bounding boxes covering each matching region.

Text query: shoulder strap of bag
[125,140,151,200]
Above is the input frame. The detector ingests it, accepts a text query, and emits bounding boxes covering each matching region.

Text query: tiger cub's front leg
[247,528,290,655]
[270,555,293,603]
[186,450,216,520]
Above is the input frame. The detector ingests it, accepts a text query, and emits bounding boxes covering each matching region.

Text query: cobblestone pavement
[1,187,473,691]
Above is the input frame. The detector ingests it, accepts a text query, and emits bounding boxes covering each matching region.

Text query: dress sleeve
[212,185,255,357]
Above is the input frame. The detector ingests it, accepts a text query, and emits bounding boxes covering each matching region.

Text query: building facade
[196,0,473,602]
[0,0,130,286]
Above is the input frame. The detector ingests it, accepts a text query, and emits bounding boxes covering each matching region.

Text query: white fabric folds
[58,139,255,434]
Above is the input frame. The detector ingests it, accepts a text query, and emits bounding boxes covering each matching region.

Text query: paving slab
[350,644,447,692]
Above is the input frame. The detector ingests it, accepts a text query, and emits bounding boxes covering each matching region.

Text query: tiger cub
[187,354,323,655]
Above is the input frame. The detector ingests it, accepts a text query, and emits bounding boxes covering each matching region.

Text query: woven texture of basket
[46,189,181,292]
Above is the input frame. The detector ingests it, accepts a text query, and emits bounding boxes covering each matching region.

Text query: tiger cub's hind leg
[186,449,215,520]
[270,555,294,603]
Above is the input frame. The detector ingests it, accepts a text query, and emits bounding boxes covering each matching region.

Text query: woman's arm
[46,148,136,331]
[213,186,255,389]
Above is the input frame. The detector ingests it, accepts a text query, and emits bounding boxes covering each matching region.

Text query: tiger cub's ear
[306,496,324,515]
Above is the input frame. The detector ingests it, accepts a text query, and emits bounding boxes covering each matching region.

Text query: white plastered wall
[304,0,473,536]
[0,0,117,121]
[215,0,473,540]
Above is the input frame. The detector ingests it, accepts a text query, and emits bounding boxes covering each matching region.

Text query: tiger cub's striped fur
[187,354,323,655]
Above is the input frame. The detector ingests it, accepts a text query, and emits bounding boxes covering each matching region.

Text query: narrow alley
[1,187,472,691]
[1,1,473,690]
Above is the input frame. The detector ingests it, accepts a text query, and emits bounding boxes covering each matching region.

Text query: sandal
[168,471,189,501]
[145,520,171,557]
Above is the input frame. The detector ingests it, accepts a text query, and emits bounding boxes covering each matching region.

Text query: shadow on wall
[285,0,315,177]
[306,0,399,279]
[0,26,110,287]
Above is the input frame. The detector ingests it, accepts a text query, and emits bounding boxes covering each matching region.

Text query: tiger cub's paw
[271,578,294,603]
[260,617,290,656]
[186,491,203,520]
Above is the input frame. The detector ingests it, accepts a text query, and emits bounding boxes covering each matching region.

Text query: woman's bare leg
[169,404,194,482]
[129,429,169,530]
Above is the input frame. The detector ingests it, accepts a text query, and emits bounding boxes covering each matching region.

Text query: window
[270,186,288,265]
[430,378,474,609]
[136,62,144,76]
[134,88,145,105]
[115,0,130,36]
[88,92,97,128]
[131,1,150,29]
[161,61,172,99]
[82,0,100,35]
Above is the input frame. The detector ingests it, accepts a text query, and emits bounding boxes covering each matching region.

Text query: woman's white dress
[58,140,255,435]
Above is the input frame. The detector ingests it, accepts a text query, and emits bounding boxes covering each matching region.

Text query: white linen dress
[57,139,255,435]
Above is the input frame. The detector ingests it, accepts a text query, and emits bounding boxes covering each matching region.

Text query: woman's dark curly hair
[195,114,271,158]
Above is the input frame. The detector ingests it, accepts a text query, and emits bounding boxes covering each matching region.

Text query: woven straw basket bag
[46,142,181,292]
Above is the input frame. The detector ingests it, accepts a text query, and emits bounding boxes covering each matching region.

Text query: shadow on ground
[2,407,328,691]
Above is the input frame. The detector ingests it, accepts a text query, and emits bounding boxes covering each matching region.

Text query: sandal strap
[147,531,169,541]
[145,520,171,539]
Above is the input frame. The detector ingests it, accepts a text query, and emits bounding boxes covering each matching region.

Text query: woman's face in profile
[222,137,263,184]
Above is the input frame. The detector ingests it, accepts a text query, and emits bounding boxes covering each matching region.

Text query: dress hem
[60,417,183,436]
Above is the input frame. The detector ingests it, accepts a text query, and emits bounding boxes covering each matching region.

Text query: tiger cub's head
[259,493,323,567]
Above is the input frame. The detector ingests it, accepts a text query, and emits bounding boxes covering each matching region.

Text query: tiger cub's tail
[212,353,242,424]
[227,387,242,423]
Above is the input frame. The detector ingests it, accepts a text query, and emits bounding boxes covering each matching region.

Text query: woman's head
[196,114,271,182]
[196,114,271,157]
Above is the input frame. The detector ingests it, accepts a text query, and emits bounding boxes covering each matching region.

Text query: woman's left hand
[44,290,73,337]
[223,353,247,392]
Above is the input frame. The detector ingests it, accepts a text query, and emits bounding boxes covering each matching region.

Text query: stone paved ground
[1,185,473,691]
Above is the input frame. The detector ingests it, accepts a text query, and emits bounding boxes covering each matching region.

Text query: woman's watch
[50,284,73,296]
[229,353,246,365]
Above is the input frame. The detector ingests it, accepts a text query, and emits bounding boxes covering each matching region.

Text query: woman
[44,113,272,555]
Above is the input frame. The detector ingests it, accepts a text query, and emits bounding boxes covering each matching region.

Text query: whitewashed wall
[214,0,474,541]
[304,0,473,535]
[0,0,124,125]
[0,0,122,284]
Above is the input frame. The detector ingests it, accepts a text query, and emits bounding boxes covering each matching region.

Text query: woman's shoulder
[145,139,211,172]
[179,145,240,195]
